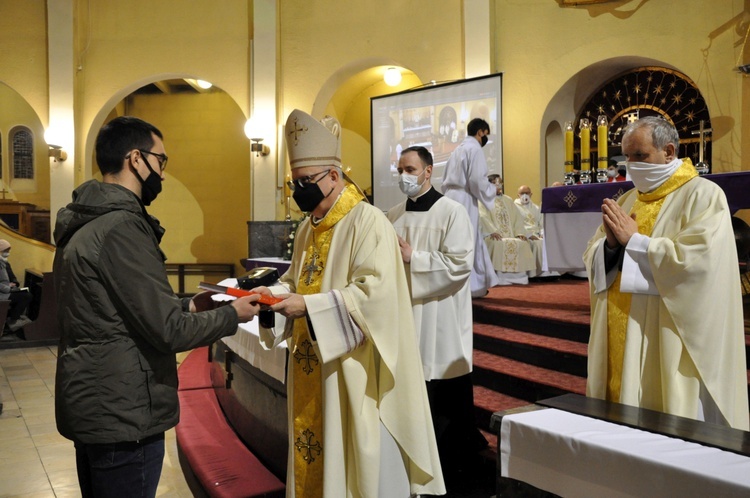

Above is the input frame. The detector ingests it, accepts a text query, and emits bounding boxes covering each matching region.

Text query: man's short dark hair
[467,118,490,137]
[95,116,163,175]
[488,174,501,184]
[401,146,433,167]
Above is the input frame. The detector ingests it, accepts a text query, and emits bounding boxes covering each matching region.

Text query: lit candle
[579,118,591,171]
[284,173,291,198]
[564,121,574,173]
[597,115,608,171]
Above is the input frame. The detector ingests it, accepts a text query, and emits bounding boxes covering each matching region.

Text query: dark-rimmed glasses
[138,149,168,172]
[286,169,331,191]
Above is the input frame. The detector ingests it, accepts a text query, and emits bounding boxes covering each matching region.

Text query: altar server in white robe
[479,175,536,285]
[386,146,486,486]
[255,110,445,498]
[584,116,749,430]
[442,117,500,297]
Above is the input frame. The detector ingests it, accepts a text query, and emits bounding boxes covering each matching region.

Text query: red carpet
[478,277,590,325]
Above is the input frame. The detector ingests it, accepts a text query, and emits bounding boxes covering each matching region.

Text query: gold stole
[606,159,696,401]
[292,184,364,498]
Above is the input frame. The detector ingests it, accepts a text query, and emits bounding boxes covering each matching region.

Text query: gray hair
[623,116,679,151]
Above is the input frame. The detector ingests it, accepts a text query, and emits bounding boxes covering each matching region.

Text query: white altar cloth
[500,408,750,497]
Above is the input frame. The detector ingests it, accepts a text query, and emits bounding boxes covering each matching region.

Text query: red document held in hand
[198,282,283,306]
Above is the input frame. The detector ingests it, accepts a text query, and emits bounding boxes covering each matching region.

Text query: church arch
[574,67,712,173]
[309,60,422,194]
[82,74,251,267]
[540,56,696,186]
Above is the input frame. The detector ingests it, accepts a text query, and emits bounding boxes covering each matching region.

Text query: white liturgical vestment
[262,191,445,497]
[514,199,545,274]
[442,136,499,294]
[387,188,474,380]
[584,167,749,430]
[479,195,536,274]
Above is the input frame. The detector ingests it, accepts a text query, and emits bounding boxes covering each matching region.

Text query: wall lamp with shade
[48,144,68,162]
[244,118,270,156]
[384,67,402,87]
[44,127,68,162]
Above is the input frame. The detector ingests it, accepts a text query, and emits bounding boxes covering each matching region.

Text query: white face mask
[625,157,682,193]
[398,170,425,197]
[519,193,531,205]
[607,168,617,178]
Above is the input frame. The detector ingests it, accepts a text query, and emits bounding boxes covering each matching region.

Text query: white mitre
[285,109,342,169]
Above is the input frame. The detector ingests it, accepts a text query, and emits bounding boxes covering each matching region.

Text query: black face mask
[480,135,488,147]
[293,182,336,212]
[134,160,163,206]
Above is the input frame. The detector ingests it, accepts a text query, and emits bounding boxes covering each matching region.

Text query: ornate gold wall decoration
[573,67,711,172]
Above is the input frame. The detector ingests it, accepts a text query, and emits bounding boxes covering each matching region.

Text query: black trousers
[425,373,488,477]
[8,289,32,321]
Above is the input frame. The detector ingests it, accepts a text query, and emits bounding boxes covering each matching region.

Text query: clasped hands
[602,198,637,248]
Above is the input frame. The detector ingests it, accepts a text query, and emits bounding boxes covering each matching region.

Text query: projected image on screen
[371,74,503,211]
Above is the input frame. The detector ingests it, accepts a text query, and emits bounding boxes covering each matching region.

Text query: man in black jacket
[53,116,262,497]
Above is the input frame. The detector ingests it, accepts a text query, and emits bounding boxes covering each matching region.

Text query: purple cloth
[542,171,750,214]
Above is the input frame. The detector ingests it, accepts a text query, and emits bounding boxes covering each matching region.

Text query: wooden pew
[22,270,59,341]
[0,300,10,338]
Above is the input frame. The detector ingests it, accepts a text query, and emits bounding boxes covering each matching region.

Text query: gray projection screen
[370,73,503,211]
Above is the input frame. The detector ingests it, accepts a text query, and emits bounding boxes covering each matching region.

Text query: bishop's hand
[269,293,307,319]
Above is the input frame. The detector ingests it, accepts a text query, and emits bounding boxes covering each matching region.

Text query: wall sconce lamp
[250,138,270,157]
[48,144,68,162]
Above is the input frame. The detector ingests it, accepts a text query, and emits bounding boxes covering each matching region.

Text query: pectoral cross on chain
[303,252,322,286]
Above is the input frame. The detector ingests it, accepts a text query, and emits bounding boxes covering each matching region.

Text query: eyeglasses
[138,149,168,172]
[286,169,331,191]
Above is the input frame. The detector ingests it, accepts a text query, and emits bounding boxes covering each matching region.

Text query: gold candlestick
[564,121,574,185]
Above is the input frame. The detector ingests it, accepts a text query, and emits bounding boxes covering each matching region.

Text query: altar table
[496,395,750,497]
[542,171,750,272]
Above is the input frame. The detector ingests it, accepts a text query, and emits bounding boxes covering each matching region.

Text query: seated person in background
[517,185,560,279]
[479,175,536,285]
[0,239,32,334]
[515,185,544,277]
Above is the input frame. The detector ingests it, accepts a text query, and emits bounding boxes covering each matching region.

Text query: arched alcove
[310,61,421,194]
[84,76,251,271]
[540,56,683,185]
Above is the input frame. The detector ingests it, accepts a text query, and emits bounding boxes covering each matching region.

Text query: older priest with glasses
[254,109,445,497]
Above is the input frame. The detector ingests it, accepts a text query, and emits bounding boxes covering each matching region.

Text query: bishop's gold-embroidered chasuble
[479,194,536,273]
[584,159,749,430]
[260,183,445,497]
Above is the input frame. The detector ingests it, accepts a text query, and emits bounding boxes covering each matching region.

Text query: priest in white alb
[254,110,445,497]
[479,175,536,285]
[584,116,749,430]
[387,146,486,488]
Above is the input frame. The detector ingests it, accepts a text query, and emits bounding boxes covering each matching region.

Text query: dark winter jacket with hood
[53,179,238,444]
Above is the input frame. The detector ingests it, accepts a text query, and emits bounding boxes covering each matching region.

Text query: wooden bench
[22,270,59,341]
[176,347,285,498]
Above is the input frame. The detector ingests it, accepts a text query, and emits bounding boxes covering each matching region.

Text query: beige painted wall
[0,0,49,125]
[494,0,748,195]
[75,0,252,184]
